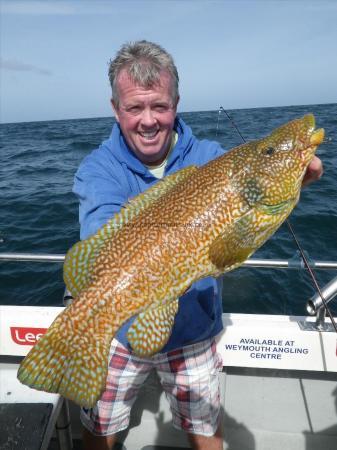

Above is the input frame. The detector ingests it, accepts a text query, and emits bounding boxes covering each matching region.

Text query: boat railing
[1,252,337,269]
[1,252,337,331]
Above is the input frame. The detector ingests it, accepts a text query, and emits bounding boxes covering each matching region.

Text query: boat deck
[1,310,337,450]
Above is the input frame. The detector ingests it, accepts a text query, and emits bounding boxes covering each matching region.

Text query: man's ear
[174,95,180,112]
[111,99,120,122]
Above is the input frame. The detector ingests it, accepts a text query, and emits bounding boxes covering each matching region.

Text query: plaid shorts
[80,337,223,437]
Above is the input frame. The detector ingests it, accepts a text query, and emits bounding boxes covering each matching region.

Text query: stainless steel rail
[0,253,65,262]
[242,259,337,270]
[1,252,337,269]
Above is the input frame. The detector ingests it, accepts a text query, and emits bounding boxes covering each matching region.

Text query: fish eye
[263,147,275,156]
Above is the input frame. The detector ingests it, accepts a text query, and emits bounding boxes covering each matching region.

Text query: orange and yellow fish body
[18,114,324,407]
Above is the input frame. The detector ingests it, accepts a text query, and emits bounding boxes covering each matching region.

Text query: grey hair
[108,40,179,106]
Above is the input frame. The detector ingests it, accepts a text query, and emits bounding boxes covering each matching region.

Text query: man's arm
[73,155,129,240]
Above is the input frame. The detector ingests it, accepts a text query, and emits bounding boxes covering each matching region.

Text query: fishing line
[286,221,337,332]
[218,106,337,331]
[217,106,246,143]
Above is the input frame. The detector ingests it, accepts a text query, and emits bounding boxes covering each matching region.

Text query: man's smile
[139,129,159,140]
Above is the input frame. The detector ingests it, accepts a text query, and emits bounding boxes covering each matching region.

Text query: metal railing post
[55,399,73,450]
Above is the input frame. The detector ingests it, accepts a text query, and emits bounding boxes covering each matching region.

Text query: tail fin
[17,299,118,408]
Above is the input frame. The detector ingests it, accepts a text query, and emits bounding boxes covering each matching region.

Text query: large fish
[18,114,324,407]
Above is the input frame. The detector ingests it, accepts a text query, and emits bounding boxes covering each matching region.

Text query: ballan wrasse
[18,114,324,407]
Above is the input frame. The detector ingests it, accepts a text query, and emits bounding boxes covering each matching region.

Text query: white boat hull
[1,306,336,449]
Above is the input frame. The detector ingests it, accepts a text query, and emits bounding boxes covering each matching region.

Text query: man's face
[112,69,179,165]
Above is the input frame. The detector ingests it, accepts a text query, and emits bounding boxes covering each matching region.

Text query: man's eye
[154,105,168,112]
[127,106,141,114]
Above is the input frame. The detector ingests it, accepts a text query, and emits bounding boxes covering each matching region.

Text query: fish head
[236,114,324,216]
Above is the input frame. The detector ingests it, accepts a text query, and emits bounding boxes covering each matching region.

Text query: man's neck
[145,131,178,168]
[145,131,178,178]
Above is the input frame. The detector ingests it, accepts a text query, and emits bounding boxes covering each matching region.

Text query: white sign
[217,314,337,372]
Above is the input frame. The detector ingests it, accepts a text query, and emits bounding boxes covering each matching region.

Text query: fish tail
[17,299,119,408]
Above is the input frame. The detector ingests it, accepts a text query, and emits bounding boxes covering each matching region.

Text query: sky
[1,0,337,123]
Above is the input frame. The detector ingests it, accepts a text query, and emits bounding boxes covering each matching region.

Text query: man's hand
[302,156,323,187]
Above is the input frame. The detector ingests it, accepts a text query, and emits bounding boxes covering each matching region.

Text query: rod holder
[306,275,337,316]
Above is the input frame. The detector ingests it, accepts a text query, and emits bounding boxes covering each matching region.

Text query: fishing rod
[217,106,337,333]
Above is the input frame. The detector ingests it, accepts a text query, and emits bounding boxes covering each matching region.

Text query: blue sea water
[1,103,336,316]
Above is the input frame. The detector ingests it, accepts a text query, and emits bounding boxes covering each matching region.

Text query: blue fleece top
[73,116,225,352]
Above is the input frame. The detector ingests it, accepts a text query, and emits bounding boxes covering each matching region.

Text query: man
[73,40,323,450]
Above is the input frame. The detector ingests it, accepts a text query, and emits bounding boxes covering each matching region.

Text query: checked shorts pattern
[80,337,223,437]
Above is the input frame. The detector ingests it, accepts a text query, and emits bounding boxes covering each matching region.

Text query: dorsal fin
[64,166,197,297]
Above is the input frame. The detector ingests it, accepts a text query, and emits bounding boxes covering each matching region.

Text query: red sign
[10,327,47,345]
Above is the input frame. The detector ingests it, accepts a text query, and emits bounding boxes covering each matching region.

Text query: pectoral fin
[127,299,179,357]
[209,204,287,271]
[209,212,255,270]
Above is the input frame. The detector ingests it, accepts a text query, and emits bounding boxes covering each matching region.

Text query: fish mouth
[310,128,324,146]
[305,113,325,146]
[297,114,325,169]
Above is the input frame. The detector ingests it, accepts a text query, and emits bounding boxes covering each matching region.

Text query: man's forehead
[116,68,173,90]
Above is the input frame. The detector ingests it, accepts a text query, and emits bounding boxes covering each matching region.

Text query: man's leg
[81,339,152,449]
[187,423,223,450]
[156,339,223,450]
[82,427,118,450]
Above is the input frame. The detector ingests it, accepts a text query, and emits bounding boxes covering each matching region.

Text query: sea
[1,103,336,316]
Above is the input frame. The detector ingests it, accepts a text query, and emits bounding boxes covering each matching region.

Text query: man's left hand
[302,156,323,187]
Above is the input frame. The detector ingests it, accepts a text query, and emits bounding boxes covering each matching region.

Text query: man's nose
[141,108,156,127]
